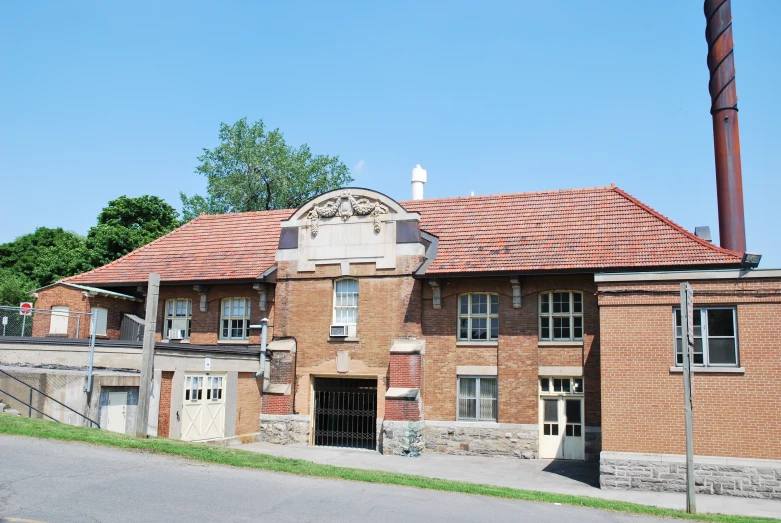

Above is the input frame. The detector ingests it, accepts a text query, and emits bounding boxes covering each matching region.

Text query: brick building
[28,182,780,498]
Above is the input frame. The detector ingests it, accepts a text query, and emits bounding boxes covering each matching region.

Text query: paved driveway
[0,435,672,523]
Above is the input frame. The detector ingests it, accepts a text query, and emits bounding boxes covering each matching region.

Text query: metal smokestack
[411,164,427,200]
[704,0,746,253]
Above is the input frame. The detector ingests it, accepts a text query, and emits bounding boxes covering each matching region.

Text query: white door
[106,392,127,433]
[181,374,225,441]
[539,377,584,460]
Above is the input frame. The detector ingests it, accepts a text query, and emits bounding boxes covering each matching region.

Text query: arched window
[333,279,358,325]
[538,291,583,341]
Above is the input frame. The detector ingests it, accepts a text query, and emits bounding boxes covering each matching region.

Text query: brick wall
[388,354,421,388]
[275,258,423,417]
[262,350,295,415]
[32,284,138,339]
[421,275,600,426]
[599,277,781,460]
[155,284,275,345]
[235,372,262,435]
[158,371,174,438]
[385,398,421,421]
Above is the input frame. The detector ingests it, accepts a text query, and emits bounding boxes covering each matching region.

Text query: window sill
[328,337,360,343]
[162,339,191,344]
[456,341,498,347]
[669,366,745,374]
[538,341,583,348]
[217,340,250,345]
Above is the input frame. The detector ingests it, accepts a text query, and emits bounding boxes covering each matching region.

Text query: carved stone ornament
[307,190,389,237]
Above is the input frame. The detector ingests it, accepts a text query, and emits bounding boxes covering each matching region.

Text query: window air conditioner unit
[330,325,356,338]
[168,329,185,340]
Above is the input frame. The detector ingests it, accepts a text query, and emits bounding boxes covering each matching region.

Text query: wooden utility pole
[135,273,160,438]
[680,282,696,513]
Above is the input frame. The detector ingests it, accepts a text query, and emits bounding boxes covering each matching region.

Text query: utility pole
[680,282,696,513]
[136,273,160,438]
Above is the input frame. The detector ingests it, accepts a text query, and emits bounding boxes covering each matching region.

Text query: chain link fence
[0,305,98,425]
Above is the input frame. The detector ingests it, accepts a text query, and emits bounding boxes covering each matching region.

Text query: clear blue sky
[1,1,779,266]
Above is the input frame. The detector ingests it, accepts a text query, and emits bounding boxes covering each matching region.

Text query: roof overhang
[595,268,781,283]
[29,282,142,302]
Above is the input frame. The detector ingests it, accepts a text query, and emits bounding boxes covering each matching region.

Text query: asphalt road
[0,435,670,523]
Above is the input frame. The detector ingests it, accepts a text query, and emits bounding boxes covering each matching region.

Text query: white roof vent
[411,164,427,200]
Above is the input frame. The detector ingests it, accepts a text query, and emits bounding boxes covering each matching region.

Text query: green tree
[0,227,90,290]
[86,195,181,267]
[0,268,37,306]
[181,118,353,220]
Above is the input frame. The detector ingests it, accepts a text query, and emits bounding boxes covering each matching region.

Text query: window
[674,307,738,366]
[49,306,69,334]
[220,298,251,340]
[206,376,223,401]
[185,376,203,401]
[333,279,358,325]
[539,291,583,341]
[164,299,192,340]
[92,307,108,336]
[458,293,498,341]
[539,377,583,395]
[457,377,497,421]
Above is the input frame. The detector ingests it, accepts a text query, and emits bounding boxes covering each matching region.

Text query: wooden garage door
[181,374,226,441]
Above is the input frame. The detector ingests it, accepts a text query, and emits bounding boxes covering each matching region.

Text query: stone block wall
[259,414,311,445]
[381,420,424,456]
[422,421,538,459]
[601,454,781,500]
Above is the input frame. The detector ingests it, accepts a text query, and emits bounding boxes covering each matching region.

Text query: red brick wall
[262,350,295,415]
[421,275,600,426]
[599,277,781,460]
[235,372,262,435]
[385,398,421,421]
[388,354,421,388]
[158,371,174,438]
[32,284,138,339]
[155,284,275,345]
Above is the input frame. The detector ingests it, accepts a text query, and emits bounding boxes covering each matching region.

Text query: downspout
[255,318,269,386]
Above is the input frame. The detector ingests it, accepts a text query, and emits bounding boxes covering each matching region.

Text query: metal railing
[0,368,99,428]
[0,305,98,393]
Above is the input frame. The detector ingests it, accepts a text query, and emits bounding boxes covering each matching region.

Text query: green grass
[0,415,777,523]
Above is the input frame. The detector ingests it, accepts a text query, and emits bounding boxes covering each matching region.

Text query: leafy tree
[0,227,90,290]
[0,268,37,306]
[181,118,353,220]
[86,195,181,267]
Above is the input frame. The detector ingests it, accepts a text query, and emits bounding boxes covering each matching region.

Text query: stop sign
[19,302,33,316]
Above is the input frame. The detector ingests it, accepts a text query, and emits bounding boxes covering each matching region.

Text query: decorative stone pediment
[277,187,424,272]
[307,190,389,237]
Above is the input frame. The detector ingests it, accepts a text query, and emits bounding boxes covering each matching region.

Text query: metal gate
[313,378,377,450]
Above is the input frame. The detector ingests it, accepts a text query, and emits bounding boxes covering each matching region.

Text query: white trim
[265,384,291,395]
[456,341,498,348]
[595,268,781,283]
[389,339,425,354]
[669,366,745,374]
[600,451,781,469]
[456,365,497,376]
[538,341,584,347]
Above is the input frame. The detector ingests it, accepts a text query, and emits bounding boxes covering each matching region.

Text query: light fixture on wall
[741,252,762,268]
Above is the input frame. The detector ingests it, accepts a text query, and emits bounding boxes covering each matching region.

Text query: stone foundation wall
[381,420,424,456]
[601,452,781,500]
[422,421,538,459]
[258,414,310,445]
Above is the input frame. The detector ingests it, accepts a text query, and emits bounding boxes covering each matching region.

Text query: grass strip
[0,415,777,523]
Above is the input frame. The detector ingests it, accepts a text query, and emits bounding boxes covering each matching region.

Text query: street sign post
[19,302,33,338]
[680,282,696,513]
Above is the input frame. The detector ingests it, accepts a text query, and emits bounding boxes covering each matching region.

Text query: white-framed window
[92,307,108,336]
[674,307,738,366]
[457,376,498,421]
[539,377,584,395]
[539,291,583,341]
[206,376,223,401]
[164,299,192,340]
[49,306,70,334]
[458,293,498,341]
[333,278,358,325]
[220,298,251,340]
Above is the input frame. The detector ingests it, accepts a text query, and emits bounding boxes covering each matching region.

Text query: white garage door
[181,374,226,441]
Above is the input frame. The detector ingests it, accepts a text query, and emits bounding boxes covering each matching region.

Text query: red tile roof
[64,209,293,285]
[64,185,742,285]
[401,185,742,274]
